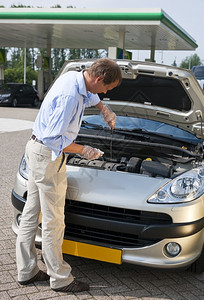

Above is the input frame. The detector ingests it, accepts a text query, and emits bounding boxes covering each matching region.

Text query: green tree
[6,47,36,69]
[68,49,107,60]
[180,53,202,69]
[52,48,68,77]
[6,48,22,68]
[11,4,32,8]
[4,66,37,85]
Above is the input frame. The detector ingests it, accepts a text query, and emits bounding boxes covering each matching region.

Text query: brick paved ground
[0,107,204,300]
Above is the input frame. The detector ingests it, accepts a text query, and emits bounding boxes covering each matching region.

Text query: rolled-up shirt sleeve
[85,93,100,108]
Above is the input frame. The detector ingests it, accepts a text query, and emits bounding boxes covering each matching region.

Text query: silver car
[11,59,204,273]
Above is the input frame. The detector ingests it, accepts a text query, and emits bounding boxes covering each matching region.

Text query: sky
[0,0,203,66]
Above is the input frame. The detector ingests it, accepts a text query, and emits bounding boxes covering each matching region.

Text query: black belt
[31,134,44,144]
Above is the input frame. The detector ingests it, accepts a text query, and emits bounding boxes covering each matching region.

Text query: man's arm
[95,101,116,129]
[95,100,104,112]
[63,142,84,154]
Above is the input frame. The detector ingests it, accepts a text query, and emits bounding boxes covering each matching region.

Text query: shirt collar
[76,71,88,98]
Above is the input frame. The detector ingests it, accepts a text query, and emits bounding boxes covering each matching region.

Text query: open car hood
[61,59,204,139]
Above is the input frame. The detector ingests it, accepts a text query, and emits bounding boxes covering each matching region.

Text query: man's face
[90,77,119,94]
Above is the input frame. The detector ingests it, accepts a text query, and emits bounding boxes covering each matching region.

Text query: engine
[66,131,203,179]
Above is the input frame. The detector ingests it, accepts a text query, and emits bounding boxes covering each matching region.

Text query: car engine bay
[67,128,203,179]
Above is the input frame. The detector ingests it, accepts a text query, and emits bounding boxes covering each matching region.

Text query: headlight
[1,93,11,98]
[19,154,29,180]
[170,176,201,198]
[148,167,204,204]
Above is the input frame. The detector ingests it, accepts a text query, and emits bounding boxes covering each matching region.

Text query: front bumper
[11,189,204,269]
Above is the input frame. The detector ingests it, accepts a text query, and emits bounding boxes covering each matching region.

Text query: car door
[25,85,36,104]
[17,85,27,104]
[19,85,32,105]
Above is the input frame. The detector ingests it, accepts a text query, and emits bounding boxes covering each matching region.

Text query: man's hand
[82,145,104,160]
[63,143,103,160]
[101,105,116,129]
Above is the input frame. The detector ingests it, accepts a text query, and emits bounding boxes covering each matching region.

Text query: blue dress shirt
[33,70,100,160]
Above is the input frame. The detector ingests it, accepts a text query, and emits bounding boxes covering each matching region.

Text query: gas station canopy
[0,8,198,96]
[0,8,198,51]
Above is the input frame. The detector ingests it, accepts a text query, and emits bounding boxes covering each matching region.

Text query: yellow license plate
[62,239,122,264]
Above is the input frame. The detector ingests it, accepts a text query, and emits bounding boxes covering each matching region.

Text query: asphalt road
[1,106,204,300]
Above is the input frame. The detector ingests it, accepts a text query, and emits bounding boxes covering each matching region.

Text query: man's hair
[87,58,122,85]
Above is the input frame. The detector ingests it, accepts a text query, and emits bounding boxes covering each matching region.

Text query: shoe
[18,270,50,285]
[52,279,89,293]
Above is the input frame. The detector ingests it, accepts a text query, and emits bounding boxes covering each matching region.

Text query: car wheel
[188,246,204,273]
[32,97,39,107]
[12,98,18,107]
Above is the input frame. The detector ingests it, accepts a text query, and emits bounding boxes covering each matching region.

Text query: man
[16,58,122,293]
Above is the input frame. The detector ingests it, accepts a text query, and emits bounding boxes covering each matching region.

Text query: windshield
[82,115,200,143]
[0,84,17,92]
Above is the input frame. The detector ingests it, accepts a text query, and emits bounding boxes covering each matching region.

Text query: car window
[20,86,30,93]
[82,115,200,143]
[0,84,17,92]
[25,85,33,92]
[19,85,26,92]
[192,66,204,80]
[99,75,191,112]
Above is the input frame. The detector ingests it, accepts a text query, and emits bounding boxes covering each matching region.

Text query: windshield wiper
[81,121,198,146]
[115,127,148,134]
[81,120,104,130]
[113,127,198,146]
[82,122,175,142]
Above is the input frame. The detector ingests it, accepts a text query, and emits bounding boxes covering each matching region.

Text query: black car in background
[192,66,204,90]
[0,83,39,107]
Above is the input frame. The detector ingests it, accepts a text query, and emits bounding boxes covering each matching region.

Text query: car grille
[64,199,172,248]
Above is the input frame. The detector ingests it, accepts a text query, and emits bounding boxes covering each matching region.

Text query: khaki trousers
[16,139,74,289]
